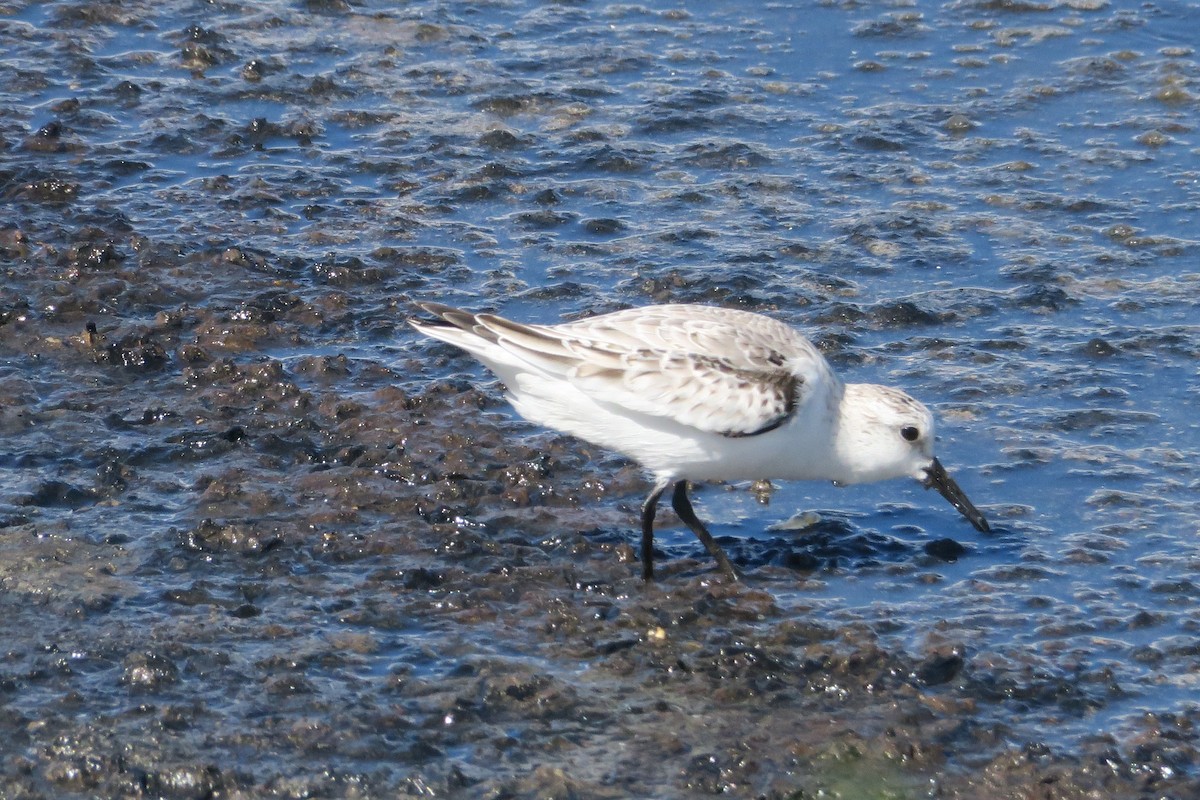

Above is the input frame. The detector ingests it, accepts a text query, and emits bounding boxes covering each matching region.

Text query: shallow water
[3,0,1200,796]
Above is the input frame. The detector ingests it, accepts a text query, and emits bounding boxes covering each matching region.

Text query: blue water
[3,0,1200,792]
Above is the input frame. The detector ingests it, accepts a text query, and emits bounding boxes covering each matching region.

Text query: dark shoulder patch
[720,372,800,438]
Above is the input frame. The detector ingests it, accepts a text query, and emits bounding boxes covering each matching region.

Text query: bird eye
[900,425,920,442]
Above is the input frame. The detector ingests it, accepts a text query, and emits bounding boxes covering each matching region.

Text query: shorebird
[411,303,989,580]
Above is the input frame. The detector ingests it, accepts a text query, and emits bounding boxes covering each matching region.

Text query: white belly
[507,371,836,483]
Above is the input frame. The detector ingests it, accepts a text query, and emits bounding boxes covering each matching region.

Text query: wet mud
[3,0,1200,797]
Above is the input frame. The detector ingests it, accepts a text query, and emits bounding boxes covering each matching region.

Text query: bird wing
[473,305,832,438]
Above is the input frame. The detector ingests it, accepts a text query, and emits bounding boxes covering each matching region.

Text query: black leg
[640,477,671,581]
[671,481,742,581]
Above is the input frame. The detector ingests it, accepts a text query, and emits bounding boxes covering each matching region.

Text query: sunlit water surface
[2,0,1199,795]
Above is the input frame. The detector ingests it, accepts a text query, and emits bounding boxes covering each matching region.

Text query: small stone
[924,538,966,561]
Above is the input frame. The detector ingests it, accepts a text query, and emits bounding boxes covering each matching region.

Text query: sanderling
[411,302,989,581]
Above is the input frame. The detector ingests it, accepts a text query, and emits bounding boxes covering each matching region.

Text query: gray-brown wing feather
[599,350,799,437]
[465,306,816,438]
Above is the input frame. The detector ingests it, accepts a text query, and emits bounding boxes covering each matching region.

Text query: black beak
[921,457,989,533]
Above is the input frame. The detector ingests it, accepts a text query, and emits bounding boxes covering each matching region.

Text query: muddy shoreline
[5,0,1200,796]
